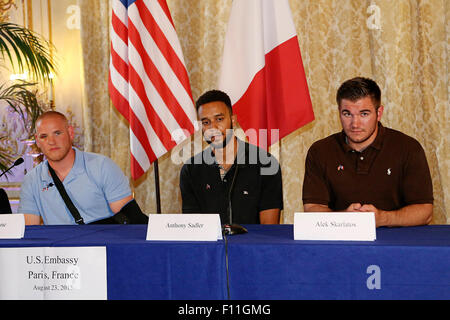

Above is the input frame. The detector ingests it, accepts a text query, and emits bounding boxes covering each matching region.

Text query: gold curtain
[79,0,449,224]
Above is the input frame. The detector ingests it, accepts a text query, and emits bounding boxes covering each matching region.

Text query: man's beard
[204,127,234,149]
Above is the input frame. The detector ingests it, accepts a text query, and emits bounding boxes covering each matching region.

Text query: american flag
[109,0,197,179]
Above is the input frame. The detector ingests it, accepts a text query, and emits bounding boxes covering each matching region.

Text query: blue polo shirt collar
[39,147,84,184]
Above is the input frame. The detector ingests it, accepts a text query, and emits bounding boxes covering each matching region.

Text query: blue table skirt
[0,225,227,299]
[1,224,449,300]
[226,225,450,300]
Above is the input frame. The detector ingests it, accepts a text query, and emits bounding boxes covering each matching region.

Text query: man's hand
[348,203,432,227]
[347,203,390,227]
[358,204,384,227]
[345,203,363,212]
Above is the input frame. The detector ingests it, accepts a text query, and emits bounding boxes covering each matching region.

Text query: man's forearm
[303,203,332,212]
[24,213,41,225]
[259,208,281,224]
[375,203,433,227]
[304,202,433,228]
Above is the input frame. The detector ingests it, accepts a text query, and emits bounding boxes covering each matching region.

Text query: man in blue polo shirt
[18,111,147,225]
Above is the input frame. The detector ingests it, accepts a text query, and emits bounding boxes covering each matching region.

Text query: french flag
[218,0,314,149]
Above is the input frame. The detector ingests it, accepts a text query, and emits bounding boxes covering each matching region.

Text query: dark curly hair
[195,90,233,114]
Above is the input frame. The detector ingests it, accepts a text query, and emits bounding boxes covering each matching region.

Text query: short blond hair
[35,111,70,131]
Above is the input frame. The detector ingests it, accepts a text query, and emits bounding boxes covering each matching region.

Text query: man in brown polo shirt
[302,77,433,227]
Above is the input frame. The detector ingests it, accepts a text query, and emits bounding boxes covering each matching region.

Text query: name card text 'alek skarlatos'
[294,212,376,241]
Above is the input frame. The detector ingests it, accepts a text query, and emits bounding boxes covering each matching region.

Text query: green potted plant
[0,21,56,173]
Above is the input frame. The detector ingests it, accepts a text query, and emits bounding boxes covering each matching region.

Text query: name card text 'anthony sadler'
[147,214,222,241]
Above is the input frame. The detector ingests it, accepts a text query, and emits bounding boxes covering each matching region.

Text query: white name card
[146,214,223,241]
[294,212,376,241]
[0,214,25,239]
[0,246,107,300]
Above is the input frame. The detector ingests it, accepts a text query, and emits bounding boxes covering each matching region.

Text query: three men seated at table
[16,78,433,227]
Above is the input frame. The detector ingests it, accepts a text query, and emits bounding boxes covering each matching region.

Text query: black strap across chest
[47,164,85,225]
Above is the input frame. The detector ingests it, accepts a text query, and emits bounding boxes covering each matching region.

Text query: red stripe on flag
[128,20,194,133]
[157,0,175,27]
[111,11,128,44]
[233,37,314,148]
[129,108,158,163]
[130,153,145,181]
[135,0,193,99]
[108,76,130,122]
[128,64,176,151]
[110,46,129,83]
